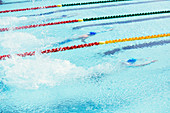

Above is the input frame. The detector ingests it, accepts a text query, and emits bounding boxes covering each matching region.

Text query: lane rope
[0,33,169,60]
[73,15,170,29]
[0,10,169,32]
[0,19,80,32]
[0,0,127,13]
[21,0,169,17]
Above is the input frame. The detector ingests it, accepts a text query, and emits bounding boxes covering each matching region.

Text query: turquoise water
[0,0,170,112]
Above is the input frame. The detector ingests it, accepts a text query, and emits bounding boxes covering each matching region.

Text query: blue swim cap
[127,58,137,64]
[89,32,96,35]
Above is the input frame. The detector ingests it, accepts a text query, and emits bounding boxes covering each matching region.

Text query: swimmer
[19,14,78,25]
[122,58,157,67]
[52,28,114,46]
[43,14,77,22]
[79,28,114,43]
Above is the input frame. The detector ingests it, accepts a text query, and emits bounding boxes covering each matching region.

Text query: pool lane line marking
[21,0,169,17]
[0,33,169,60]
[0,10,169,32]
[104,39,170,55]
[0,0,128,14]
[0,19,80,32]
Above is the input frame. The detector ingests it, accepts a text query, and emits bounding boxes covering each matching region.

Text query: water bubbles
[1,56,87,89]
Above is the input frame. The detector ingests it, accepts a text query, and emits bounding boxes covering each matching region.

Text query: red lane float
[1,33,169,60]
[0,19,79,32]
[0,42,99,60]
[0,5,61,14]
[1,10,169,32]
[0,0,126,14]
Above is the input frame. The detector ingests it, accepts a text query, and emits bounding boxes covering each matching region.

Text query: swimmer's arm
[52,38,73,46]
[72,34,78,39]
[133,60,157,67]
[96,28,114,33]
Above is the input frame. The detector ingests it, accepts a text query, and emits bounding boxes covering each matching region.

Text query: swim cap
[89,32,96,35]
[127,58,137,64]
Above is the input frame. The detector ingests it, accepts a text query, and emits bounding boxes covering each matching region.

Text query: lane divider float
[0,10,169,32]
[0,33,169,60]
[0,0,127,14]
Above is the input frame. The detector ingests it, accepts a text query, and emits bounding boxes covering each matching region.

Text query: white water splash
[0,32,41,50]
[0,17,27,26]
[1,56,88,89]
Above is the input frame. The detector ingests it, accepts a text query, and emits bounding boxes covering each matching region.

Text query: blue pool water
[0,0,170,112]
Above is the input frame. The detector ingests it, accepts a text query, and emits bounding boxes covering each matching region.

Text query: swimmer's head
[89,32,96,36]
[127,58,137,64]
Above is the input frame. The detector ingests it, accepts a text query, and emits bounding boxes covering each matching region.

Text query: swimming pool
[0,0,170,112]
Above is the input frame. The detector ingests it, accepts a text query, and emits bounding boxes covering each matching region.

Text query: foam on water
[0,55,121,112]
[1,57,86,89]
[0,56,168,112]
[0,32,58,55]
[0,32,40,51]
[0,17,27,26]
